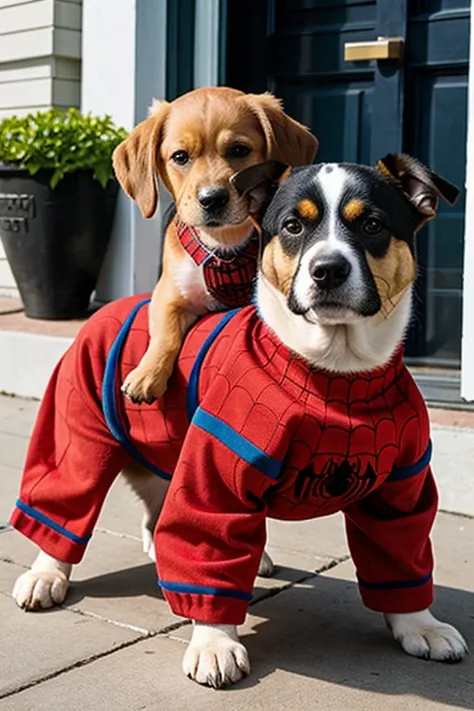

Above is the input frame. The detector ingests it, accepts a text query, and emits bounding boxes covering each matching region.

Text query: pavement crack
[250,554,350,608]
[0,635,154,701]
[60,605,152,636]
[439,508,474,521]
[95,527,142,542]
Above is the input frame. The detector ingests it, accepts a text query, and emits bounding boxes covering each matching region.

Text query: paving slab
[432,425,474,517]
[0,395,39,439]
[171,512,474,710]
[0,529,179,633]
[0,587,142,699]
[0,465,22,522]
[3,571,473,711]
[0,430,28,471]
[0,524,332,633]
[266,513,349,565]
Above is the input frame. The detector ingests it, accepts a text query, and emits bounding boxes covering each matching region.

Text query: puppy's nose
[198,187,229,212]
[310,255,352,290]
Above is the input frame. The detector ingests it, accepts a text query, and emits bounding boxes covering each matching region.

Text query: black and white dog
[12,155,467,688]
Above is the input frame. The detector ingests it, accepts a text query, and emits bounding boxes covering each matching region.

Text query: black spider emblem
[294,458,377,502]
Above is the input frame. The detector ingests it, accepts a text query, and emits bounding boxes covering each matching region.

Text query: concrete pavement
[1,394,474,710]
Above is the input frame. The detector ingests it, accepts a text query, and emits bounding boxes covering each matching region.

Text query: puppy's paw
[258,549,275,577]
[385,609,468,663]
[12,569,69,611]
[183,624,250,688]
[121,366,168,404]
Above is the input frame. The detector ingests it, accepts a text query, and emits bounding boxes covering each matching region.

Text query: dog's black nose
[311,255,352,290]
[198,187,229,212]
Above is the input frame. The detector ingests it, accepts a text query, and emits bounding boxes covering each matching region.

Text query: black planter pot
[0,166,118,319]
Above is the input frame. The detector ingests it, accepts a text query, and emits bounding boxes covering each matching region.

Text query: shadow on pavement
[64,562,474,708]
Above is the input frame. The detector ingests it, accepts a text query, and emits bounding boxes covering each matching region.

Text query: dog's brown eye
[230,144,251,158]
[283,218,303,235]
[363,217,384,235]
[171,150,190,165]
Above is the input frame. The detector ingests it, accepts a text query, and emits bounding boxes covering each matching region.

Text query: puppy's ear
[112,100,170,218]
[243,93,318,167]
[377,153,459,219]
[230,160,289,197]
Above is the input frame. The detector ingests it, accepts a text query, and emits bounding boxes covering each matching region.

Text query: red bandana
[176,219,259,307]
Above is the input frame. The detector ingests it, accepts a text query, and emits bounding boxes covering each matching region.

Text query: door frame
[461,8,474,402]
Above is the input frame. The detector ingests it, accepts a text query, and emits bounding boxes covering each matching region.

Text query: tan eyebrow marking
[343,198,365,222]
[296,199,319,220]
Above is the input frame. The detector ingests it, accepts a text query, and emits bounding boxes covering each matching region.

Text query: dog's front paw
[183,623,250,688]
[385,610,468,663]
[12,569,69,611]
[121,366,168,404]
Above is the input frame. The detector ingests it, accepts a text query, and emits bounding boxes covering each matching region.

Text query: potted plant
[0,109,128,319]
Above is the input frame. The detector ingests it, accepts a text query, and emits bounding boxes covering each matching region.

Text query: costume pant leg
[10,305,132,563]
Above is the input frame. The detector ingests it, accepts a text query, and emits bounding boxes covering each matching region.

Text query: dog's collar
[175,218,255,264]
[175,218,259,307]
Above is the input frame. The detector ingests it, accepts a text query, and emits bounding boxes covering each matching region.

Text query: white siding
[0,0,82,298]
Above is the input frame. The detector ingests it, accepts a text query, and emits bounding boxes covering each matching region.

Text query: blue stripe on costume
[15,499,91,544]
[158,579,252,601]
[192,407,282,480]
[387,440,432,482]
[357,572,432,590]
[186,308,240,419]
[102,298,172,481]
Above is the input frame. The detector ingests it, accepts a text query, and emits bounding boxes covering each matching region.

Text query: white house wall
[0,0,82,297]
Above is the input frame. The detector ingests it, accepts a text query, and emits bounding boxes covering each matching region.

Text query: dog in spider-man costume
[11,155,468,687]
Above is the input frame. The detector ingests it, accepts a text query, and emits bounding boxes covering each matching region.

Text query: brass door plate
[344,37,404,62]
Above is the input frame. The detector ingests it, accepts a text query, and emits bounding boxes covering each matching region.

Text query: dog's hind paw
[12,569,69,611]
[258,549,275,577]
[183,623,250,688]
[385,609,468,663]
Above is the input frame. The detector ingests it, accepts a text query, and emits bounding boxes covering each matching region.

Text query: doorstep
[0,297,87,399]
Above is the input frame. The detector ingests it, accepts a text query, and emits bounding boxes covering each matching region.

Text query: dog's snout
[310,255,352,290]
[198,187,230,212]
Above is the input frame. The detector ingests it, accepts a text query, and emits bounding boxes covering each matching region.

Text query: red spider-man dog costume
[11,156,467,684]
[12,291,434,624]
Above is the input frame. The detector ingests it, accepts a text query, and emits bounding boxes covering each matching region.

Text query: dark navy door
[222,0,470,366]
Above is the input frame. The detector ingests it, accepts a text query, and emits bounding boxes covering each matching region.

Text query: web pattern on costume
[106,304,425,520]
[115,309,229,476]
[189,315,425,519]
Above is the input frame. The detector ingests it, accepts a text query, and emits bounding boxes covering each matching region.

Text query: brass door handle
[344,37,404,62]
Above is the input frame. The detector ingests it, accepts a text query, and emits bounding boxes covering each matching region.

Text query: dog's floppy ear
[231,161,289,227]
[243,93,318,167]
[112,99,170,219]
[230,160,289,197]
[377,153,460,219]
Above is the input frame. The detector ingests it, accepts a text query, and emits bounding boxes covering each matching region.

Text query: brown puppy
[112,86,318,403]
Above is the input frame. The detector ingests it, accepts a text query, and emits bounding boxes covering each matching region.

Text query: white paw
[12,569,69,611]
[183,623,250,688]
[385,609,469,663]
[258,549,274,577]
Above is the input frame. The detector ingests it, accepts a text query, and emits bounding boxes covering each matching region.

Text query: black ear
[377,153,460,218]
[230,160,289,197]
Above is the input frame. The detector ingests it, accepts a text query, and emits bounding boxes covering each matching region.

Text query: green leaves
[0,108,128,189]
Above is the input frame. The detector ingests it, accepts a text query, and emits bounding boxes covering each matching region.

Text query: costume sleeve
[10,311,132,564]
[343,406,436,614]
[155,407,280,625]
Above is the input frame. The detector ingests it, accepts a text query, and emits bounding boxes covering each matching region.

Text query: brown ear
[243,93,318,167]
[377,153,460,219]
[112,100,170,218]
